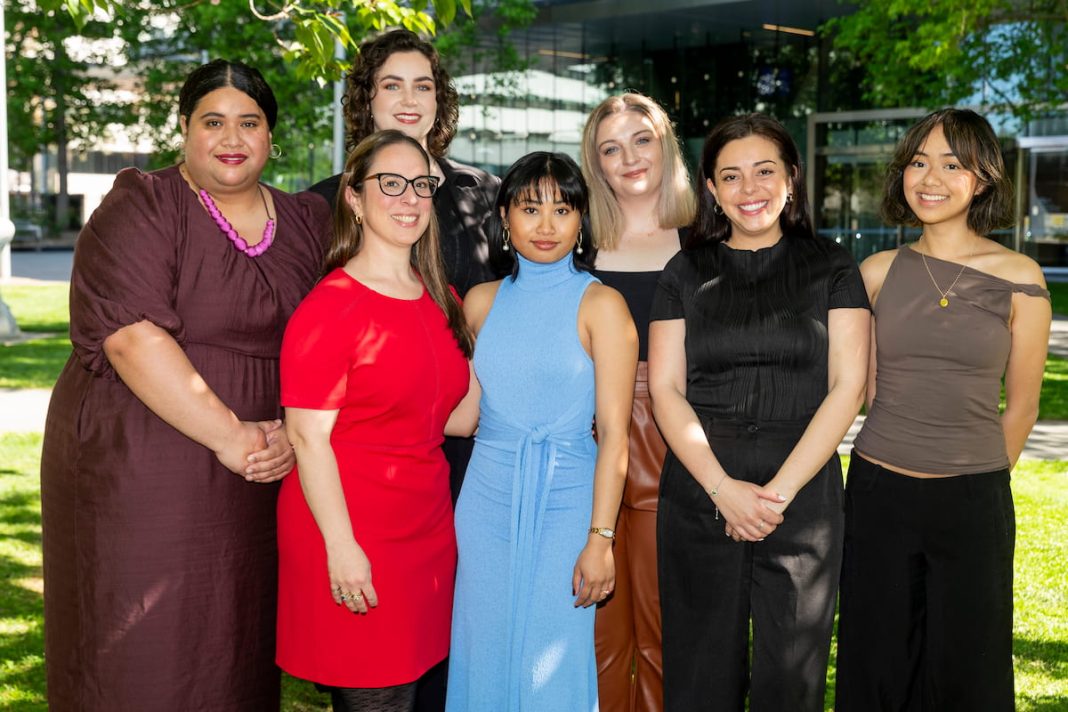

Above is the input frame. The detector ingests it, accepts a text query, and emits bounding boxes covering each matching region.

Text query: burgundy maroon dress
[276,269,468,688]
[40,166,329,711]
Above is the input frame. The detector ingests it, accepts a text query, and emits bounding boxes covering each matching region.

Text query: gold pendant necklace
[919,243,972,308]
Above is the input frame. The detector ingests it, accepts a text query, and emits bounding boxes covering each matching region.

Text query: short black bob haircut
[881,108,1014,235]
[178,59,278,131]
[689,113,813,249]
[491,151,595,278]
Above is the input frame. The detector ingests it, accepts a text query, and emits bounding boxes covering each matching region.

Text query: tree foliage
[7,0,537,202]
[824,0,1068,122]
[44,0,473,80]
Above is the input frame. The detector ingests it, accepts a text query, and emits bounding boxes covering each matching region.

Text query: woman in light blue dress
[446,152,637,711]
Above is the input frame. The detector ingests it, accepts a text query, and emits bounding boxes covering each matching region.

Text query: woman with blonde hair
[580,92,695,712]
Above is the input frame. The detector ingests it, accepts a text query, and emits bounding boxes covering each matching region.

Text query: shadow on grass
[1018,696,1068,711]
[1,490,44,528]
[0,488,47,710]
[1039,355,1068,421]
[0,336,71,389]
[1016,636,1068,663]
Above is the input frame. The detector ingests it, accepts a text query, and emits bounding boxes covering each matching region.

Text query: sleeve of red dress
[69,168,185,380]
[280,277,353,411]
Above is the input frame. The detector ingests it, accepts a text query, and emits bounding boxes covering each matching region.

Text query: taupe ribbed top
[854,244,1050,474]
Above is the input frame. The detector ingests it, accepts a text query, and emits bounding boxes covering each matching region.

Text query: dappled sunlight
[100,579,169,653]
[531,639,567,691]
[0,617,40,637]
[13,576,43,595]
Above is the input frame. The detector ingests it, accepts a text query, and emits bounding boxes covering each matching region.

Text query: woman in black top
[647,114,870,711]
[308,29,499,298]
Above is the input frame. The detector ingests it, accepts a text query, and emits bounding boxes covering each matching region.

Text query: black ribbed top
[650,234,869,422]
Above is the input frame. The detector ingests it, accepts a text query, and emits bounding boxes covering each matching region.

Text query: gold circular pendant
[939,297,949,308]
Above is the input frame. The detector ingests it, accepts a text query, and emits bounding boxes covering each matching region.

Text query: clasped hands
[214,419,296,483]
[714,476,788,542]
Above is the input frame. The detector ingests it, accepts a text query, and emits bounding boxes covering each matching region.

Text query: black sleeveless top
[592,269,659,361]
[650,234,869,422]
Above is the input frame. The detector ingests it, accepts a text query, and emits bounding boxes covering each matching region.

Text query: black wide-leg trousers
[836,453,1015,712]
[658,418,844,712]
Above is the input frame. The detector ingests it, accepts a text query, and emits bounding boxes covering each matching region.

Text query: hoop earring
[786,192,794,204]
[502,224,510,252]
[713,202,724,215]
[269,143,283,160]
[575,228,584,255]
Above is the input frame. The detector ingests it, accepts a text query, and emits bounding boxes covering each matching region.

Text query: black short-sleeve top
[650,234,870,423]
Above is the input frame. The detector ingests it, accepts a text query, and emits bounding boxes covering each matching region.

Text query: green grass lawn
[1,435,1064,709]
[1048,282,1068,317]
[0,285,71,390]
[8,283,1068,417]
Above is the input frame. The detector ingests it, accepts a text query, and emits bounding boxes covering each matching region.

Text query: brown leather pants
[595,362,667,712]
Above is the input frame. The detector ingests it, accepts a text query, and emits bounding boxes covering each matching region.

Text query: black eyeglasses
[361,173,439,198]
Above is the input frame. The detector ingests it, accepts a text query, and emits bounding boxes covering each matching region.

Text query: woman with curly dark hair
[309,28,499,299]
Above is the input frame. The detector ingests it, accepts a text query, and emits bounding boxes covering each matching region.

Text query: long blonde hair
[323,130,473,357]
[580,93,696,250]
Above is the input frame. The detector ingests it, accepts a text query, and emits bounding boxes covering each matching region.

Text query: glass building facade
[444,0,1068,268]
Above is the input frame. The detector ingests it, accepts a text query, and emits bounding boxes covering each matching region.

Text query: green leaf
[433,0,456,27]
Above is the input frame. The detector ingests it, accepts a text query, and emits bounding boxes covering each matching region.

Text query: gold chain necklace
[918,243,973,308]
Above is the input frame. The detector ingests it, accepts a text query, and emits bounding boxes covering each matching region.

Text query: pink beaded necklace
[199,185,276,258]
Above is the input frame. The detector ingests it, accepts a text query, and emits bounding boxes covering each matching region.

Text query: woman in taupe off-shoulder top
[836,108,1052,712]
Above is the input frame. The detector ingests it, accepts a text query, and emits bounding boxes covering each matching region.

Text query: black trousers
[836,453,1015,712]
[658,418,844,712]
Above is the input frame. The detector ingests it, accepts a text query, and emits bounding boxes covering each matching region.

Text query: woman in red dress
[276,130,478,711]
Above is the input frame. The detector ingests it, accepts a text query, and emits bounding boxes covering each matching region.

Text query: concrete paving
[1,248,1066,459]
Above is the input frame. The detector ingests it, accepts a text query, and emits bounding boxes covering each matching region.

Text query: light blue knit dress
[446,252,600,712]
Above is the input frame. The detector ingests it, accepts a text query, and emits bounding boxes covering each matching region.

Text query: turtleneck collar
[512,251,580,291]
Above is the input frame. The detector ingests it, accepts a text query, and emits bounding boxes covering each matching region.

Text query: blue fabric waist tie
[474,400,593,708]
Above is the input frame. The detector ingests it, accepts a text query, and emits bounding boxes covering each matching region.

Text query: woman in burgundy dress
[276,130,477,712]
[40,61,330,711]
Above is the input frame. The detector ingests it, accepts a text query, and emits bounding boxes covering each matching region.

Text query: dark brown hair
[323,130,472,357]
[690,113,812,248]
[491,152,595,278]
[341,29,459,159]
[178,59,277,130]
[881,108,1014,235]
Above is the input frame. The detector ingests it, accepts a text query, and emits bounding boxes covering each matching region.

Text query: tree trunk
[54,40,70,232]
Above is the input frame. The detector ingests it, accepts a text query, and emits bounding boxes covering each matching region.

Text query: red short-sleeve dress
[276,268,469,687]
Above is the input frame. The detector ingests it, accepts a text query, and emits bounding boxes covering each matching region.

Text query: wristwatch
[589,527,616,540]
